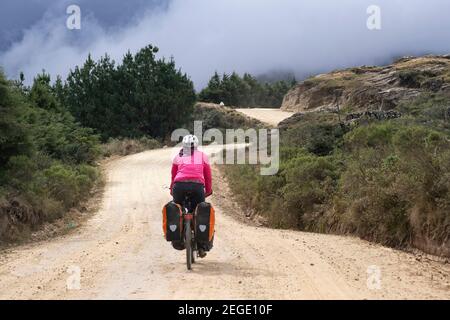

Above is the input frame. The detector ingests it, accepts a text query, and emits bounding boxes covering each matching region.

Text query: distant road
[236,108,294,126]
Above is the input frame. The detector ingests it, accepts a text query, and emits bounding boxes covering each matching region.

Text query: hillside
[223,55,450,258]
[282,55,450,113]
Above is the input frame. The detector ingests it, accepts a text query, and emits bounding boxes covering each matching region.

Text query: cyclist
[170,135,212,257]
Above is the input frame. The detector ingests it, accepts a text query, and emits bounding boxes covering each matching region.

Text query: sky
[1,0,450,89]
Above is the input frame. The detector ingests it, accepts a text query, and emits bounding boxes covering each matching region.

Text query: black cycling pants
[172,182,205,213]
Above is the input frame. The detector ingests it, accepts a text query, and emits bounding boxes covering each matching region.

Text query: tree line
[61,45,196,141]
[198,72,296,108]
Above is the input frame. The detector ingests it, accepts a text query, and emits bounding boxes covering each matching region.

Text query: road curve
[0,144,448,299]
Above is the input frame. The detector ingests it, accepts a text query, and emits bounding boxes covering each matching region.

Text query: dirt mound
[194,102,265,130]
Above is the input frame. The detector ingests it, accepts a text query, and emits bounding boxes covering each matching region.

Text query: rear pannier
[162,201,183,241]
[195,202,215,243]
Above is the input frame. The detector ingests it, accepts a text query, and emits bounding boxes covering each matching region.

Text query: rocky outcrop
[345,110,402,125]
[282,55,450,113]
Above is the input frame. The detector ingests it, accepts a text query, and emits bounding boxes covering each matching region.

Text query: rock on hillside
[282,55,450,113]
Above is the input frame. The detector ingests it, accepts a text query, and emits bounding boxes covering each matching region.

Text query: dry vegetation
[223,60,450,257]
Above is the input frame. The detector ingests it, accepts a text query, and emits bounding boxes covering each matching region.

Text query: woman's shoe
[198,249,207,258]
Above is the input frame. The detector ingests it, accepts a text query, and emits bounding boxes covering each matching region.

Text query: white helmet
[182,134,199,149]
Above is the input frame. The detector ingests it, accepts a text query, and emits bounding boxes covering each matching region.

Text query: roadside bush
[2,155,37,191]
[102,136,161,157]
[283,122,345,156]
[42,164,98,210]
[223,164,259,211]
[224,147,339,230]
[282,154,339,229]
[223,116,450,256]
[335,123,450,249]
[26,108,100,164]
[26,74,101,164]
[0,70,101,243]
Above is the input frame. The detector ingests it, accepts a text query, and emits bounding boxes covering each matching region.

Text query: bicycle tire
[185,220,192,270]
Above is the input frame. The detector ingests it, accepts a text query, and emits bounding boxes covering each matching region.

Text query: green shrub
[223,164,259,211]
[0,70,101,243]
[223,116,450,255]
[283,122,345,156]
[32,111,100,164]
[344,122,397,150]
[282,154,338,228]
[43,165,78,209]
[2,155,37,191]
[397,93,450,134]
[335,123,450,247]
[102,136,161,156]
[224,148,339,230]
[398,70,423,88]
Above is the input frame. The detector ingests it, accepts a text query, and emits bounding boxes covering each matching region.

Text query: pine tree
[0,72,31,169]
[198,71,295,108]
[64,45,195,140]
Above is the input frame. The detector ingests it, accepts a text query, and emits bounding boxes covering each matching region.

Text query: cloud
[1,0,450,89]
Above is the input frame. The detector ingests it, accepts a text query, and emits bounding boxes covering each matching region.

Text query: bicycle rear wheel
[185,220,192,270]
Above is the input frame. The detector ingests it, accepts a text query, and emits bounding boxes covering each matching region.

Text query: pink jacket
[170,149,212,195]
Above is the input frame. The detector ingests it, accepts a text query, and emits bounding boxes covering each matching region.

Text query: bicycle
[182,192,197,270]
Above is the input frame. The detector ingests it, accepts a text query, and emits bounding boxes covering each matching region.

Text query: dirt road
[0,108,448,299]
[0,145,448,299]
[236,108,294,126]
